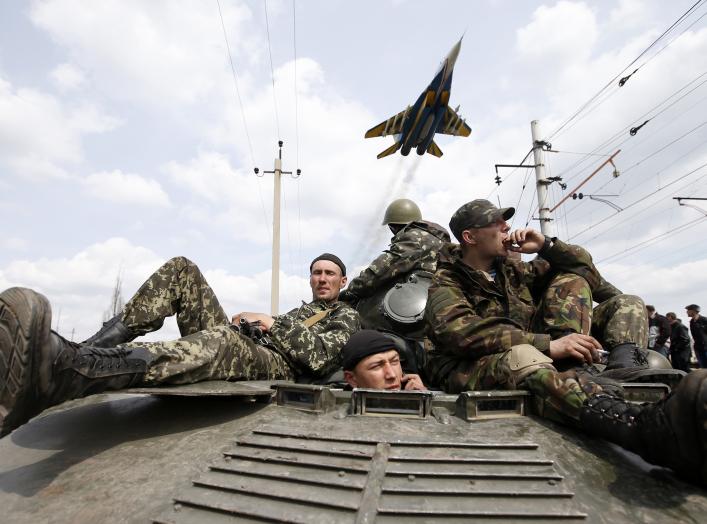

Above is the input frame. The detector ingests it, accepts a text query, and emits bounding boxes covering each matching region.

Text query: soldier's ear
[340,276,347,288]
[461,229,476,246]
[344,370,357,387]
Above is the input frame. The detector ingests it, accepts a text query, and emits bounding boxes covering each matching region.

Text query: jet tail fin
[377,141,402,159]
[426,140,443,157]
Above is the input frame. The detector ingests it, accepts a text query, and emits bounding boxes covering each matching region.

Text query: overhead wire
[596,215,706,264]
[216,0,271,239]
[292,0,304,275]
[548,0,707,141]
[572,161,707,242]
[263,0,281,140]
[555,73,707,219]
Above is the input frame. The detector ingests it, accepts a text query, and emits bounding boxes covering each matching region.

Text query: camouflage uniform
[116,257,360,385]
[341,220,450,337]
[425,240,648,425]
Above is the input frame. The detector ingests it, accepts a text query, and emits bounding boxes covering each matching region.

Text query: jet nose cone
[447,38,463,68]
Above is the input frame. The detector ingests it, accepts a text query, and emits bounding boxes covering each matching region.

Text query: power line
[596,215,705,264]
[263,0,281,140]
[557,70,707,188]
[216,0,271,239]
[548,0,707,141]
[572,161,707,241]
[216,0,256,166]
[292,0,303,275]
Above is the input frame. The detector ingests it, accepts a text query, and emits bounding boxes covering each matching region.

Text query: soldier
[341,329,426,391]
[424,199,707,486]
[666,312,691,373]
[0,253,360,437]
[340,198,450,375]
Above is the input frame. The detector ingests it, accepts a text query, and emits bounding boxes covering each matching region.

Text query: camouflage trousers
[458,273,647,424]
[533,272,648,350]
[117,257,293,385]
[462,351,603,426]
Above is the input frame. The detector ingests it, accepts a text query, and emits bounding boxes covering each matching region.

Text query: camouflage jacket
[341,220,450,301]
[268,299,361,378]
[424,239,603,363]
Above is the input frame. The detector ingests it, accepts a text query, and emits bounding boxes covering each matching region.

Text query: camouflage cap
[449,199,515,242]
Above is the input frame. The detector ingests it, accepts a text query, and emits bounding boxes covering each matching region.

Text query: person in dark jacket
[687,304,707,368]
[646,305,671,358]
[666,312,691,373]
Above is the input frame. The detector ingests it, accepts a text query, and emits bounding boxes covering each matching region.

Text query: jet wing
[365,108,408,138]
[438,106,472,137]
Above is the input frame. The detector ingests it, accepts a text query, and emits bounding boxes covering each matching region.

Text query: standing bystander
[686,304,707,368]
[666,312,691,373]
[646,305,671,359]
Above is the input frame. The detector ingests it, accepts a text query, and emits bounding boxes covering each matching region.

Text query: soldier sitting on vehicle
[341,329,426,391]
[424,198,707,486]
[340,198,450,378]
[0,253,360,437]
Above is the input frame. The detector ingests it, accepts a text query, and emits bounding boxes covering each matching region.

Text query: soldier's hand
[549,333,602,364]
[231,312,275,332]
[507,228,545,254]
[401,374,427,391]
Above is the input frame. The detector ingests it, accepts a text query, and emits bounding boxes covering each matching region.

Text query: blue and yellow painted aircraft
[365,38,472,159]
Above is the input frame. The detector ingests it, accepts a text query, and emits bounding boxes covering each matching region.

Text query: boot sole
[0,287,51,437]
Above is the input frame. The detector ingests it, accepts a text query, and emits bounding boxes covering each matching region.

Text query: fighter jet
[365,38,471,159]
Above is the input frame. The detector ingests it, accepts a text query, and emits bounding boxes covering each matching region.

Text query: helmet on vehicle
[646,350,673,370]
[382,198,422,225]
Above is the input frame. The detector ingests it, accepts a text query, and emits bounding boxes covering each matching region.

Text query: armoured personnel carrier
[0,381,705,523]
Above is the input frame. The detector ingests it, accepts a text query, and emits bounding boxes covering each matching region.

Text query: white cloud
[82,170,171,207]
[30,0,257,107]
[517,1,598,64]
[50,62,86,91]
[0,76,120,180]
[608,0,650,30]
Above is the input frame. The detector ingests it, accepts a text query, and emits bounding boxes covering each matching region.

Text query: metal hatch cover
[156,421,588,523]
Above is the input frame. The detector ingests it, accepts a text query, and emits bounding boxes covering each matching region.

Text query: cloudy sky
[1,0,706,342]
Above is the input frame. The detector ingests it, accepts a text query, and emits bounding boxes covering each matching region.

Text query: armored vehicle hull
[0,382,705,523]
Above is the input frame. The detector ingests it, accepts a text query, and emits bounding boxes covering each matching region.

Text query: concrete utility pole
[530,120,555,237]
[255,141,295,316]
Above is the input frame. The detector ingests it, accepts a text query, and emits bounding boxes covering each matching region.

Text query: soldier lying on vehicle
[423,198,707,487]
[0,253,360,437]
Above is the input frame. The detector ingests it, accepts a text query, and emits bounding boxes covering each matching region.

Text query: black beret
[310,253,346,276]
[342,330,398,371]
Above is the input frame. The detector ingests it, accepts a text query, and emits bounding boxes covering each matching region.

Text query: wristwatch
[538,235,555,256]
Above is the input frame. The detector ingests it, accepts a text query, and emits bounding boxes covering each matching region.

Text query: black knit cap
[309,253,346,276]
[342,330,398,371]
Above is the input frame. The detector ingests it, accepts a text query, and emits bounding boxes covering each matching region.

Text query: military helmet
[646,350,673,370]
[382,199,422,225]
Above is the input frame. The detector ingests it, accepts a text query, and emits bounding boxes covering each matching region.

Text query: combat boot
[599,343,685,388]
[579,369,707,486]
[0,287,153,437]
[83,313,137,348]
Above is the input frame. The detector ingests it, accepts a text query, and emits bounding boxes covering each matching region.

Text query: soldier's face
[310,260,347,302]
[469,217,511,257]
[344,349,402,390]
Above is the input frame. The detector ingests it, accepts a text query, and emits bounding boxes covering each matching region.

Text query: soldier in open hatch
[340,198,450,376]
[424,199,707,486]
[0,253,360,437]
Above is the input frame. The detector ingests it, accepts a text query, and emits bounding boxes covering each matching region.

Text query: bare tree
[103,271,125,322]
